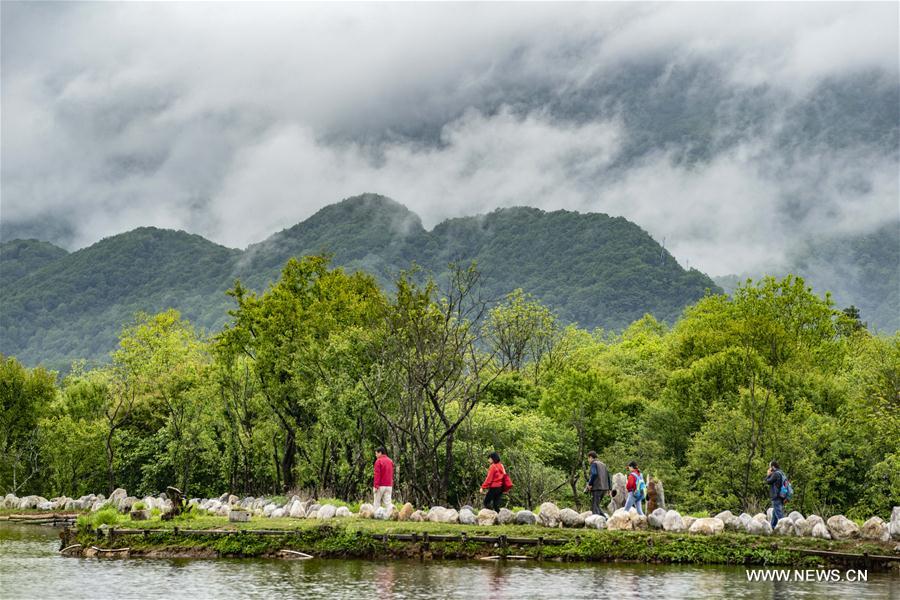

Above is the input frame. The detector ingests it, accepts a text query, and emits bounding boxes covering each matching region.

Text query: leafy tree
[360,264,508,504]
[219,256,382,492]
[0,355,56,493]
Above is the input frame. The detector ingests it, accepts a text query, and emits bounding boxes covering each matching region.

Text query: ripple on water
[1,523,897,600]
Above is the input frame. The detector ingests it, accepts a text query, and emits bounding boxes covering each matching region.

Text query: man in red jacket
[373,446,394,511]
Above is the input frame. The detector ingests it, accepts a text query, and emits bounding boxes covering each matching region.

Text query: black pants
[484,487,503,512]
[591,489,609,516]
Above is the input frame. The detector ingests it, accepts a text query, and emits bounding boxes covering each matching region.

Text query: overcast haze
[2,2,898,276]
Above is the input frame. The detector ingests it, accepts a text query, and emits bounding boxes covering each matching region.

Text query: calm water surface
[0,523,897,599]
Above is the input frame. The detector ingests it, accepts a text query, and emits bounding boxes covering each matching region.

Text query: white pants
[373,486,393,510]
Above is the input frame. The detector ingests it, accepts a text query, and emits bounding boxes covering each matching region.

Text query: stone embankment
[4,491,900,545]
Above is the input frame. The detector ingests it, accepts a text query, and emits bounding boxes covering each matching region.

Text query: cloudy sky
[2,2,897,275]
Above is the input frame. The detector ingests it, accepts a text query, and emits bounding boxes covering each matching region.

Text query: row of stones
[7,491,899,543]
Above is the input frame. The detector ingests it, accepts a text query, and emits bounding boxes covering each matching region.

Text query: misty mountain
[1,194,719,368]
[715,220,900,333]
[0,239,69,284]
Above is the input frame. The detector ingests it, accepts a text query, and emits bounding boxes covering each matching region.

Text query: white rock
[662,510,686,532]
[606,509,633,531]
[890,507,900,541]
[747,519,773,536]
[584,514,607,530]
[794,517,812,537]
[497,508,515,525]
[440,509,459,524]
[558,508,584,528]
[608,473,627,512]
[811,523,832,539]
[477,509,498,526]
[289,502,306,519]
[317,504,337,520]
[826,515,860,540]
[689,517,724,535]
[263,503,277,517]
[806,515,825,529]
[409,510,425,522]
[788,511,804,523]
[458,508,477,525]
[335,506,352,518]
[515,510,536,525]
[629,509,648,530]
[774,518,796,536]
[271,508,285,518]
[682,516,697,530]
[860,517,890,542]
[538,502,560,528]
[648,508,666,529]
[358,503,375,519]
[426,506,446,522]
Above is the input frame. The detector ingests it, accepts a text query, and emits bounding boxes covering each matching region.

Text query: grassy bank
[65,514,899,568]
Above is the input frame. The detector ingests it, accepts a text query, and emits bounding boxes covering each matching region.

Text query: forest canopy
[1,258,897,520]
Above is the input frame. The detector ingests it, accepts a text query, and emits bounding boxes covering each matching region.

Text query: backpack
[779,473,794,502]
[632,471,647,501]
[501,468,514,493]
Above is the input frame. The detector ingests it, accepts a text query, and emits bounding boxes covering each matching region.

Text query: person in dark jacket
[480,452,507,512]
[583,451,611,516]
[765,460,785,529]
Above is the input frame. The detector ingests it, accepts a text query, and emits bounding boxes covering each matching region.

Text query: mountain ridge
[10,192,878,369]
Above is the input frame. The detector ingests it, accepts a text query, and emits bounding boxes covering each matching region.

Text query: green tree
[0,355,56,494]
[219,256,382,492]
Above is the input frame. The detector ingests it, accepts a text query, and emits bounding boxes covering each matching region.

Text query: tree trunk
[281,428,297,492]
[105,429,116,495]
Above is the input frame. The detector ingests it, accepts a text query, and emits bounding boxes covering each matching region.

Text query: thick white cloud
[1,2,897,277]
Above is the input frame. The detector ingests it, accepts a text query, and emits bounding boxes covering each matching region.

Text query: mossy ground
[67,514,898,568]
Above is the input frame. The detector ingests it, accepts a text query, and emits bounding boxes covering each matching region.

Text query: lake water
[0,523,897,599]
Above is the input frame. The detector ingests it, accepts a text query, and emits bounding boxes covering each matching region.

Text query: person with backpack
[624,460,645,516]
[765,460,789,528]
[584,451,612,516]
[480,452,512,512]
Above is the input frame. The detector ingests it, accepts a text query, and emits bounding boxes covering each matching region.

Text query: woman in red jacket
[480,452,507,512]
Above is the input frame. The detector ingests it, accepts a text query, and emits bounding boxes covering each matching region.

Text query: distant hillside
[0,239,69,284]
[714,220,899,333]
[3,193,720,366]
[1,228,241,368]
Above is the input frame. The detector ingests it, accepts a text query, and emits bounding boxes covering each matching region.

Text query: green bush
[76,506,123,529]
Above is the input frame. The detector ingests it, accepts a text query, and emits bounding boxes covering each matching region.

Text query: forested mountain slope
[0,193,734,367]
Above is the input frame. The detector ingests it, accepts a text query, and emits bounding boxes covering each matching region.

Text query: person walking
[584,451,612,516]
[624,461,645,516]
[765,460,785,529]
[373,446,394,511]
[480,452,507,512]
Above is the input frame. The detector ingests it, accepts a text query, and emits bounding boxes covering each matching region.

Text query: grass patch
[68,512,898,568]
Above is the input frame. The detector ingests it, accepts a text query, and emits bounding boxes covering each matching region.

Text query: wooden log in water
[277,549,314,559]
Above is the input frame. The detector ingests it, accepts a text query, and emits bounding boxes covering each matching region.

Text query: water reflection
[0,524,896,600]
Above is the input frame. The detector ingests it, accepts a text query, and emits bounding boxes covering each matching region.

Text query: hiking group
[371,449,792,521]
[369,448,645,516]
[583,452,646,517]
